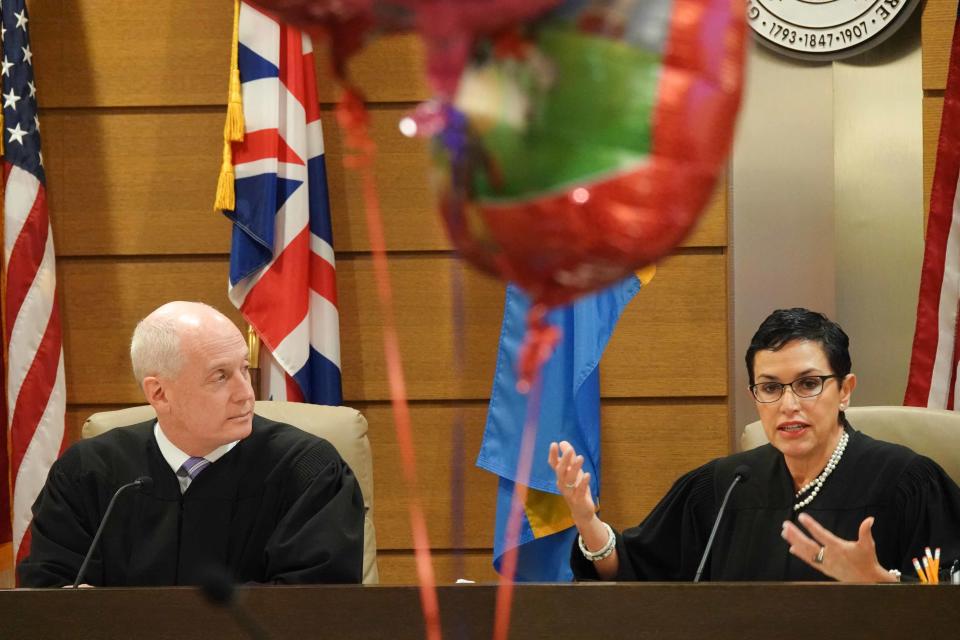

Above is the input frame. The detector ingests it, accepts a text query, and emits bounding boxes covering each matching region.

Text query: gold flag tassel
[214,139,236,211]
[214,0,243,211]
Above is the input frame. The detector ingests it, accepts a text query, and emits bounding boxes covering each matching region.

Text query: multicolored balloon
[425,0,746,306]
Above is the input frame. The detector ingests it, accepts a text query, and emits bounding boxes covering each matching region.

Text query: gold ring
[814,546,825,564]
[564,482,576,489]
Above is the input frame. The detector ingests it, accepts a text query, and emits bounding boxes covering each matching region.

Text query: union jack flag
[1,0,67,575]
[226,2,342,405]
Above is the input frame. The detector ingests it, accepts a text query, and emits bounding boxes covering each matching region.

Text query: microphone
[72,476,153,588]
[693,464,751,583]
[201,567,270,640]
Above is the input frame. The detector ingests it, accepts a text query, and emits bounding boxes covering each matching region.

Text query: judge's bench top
[1,582,958,639]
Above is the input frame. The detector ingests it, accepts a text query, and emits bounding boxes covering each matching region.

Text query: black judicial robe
[18,415,364,587]
[572,426,960,581]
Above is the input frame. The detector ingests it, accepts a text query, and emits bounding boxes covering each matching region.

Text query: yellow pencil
[914,557,929,584]
[925,548,935,584]
[934,547,941,584]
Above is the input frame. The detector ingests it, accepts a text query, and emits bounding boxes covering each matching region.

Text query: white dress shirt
[153,422,238,494]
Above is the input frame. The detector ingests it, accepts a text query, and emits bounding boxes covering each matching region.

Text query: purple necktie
[180,456,211,480]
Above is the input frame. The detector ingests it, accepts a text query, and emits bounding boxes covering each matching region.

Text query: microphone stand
[694,466,750,583]
[73,476,152,588]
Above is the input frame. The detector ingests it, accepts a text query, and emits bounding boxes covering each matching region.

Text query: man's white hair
[131,301,234,385]
[130,314,185,384]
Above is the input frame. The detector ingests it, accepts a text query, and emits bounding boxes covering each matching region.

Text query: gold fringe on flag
[214,139,236,211]
[636,263,657,287]
[214,0,243,211]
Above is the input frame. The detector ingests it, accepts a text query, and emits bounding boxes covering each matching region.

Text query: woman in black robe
[550,308,960,582]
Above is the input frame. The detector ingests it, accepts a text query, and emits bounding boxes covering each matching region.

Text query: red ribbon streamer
[336,87,443,640]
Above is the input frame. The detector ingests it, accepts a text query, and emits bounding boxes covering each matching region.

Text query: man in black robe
[18,301,363,587]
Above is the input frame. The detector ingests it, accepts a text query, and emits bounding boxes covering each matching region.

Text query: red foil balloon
[430,0,747,307]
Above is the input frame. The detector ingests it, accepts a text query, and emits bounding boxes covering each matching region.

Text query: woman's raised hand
[781,513,896,583]
[548,440,596,526]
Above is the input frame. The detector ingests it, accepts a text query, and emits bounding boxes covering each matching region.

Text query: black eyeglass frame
[749,374,844,403]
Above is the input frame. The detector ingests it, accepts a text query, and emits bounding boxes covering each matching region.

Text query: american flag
[1,0,67,574]
[906,9,960,409]
[225,2,342,405]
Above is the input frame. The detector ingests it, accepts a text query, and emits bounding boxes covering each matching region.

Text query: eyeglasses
[749,374,843,403]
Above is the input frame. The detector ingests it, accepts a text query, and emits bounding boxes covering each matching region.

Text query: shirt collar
[153,421,238,475]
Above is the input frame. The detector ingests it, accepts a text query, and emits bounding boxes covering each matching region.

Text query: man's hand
[781,513,896,582]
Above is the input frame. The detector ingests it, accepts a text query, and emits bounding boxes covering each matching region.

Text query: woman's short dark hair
[745,308,851,385]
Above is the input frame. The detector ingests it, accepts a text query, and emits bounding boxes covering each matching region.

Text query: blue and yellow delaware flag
[476,267,652,580]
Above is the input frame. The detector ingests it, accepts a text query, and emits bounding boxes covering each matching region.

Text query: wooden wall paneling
[313,35,430,104]
[338,252,728,402]
[43,106,444,257]
[337,256,502,402]
[599,401,729,529]
[59,253,727,405]
[321,106,447,253]
[45,111,230,257]
[600,252,728,398]
[32,3,429,109]
[921,0,957,92]
[359,400,728,550]
[45,109,725,258]
[31,0,232,109]
[682,173,727,248]
[357,402,494,550]
[59,257,241,404]
[376,550,498,585]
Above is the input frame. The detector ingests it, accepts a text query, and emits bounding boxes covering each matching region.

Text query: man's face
[155,319,255,456]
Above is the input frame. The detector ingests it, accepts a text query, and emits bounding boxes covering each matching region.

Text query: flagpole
[246,325,261,401]
[0,1,14,588]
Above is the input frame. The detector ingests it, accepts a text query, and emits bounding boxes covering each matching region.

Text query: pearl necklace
[793,430,849,512]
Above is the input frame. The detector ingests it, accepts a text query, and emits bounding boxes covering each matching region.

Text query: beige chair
[82,400,379,584]
[741,405,960,482]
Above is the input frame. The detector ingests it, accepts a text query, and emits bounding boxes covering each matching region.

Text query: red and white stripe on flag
[226,2,342,406]
[906,13,960,409]
[2,0,68,570]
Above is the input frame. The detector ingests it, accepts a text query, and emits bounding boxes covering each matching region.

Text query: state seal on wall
[747,0,921,60]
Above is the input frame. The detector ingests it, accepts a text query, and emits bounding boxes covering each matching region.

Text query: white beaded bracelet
[578,521,616,562]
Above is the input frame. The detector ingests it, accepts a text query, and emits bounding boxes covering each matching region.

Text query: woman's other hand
[781,513,896,582]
